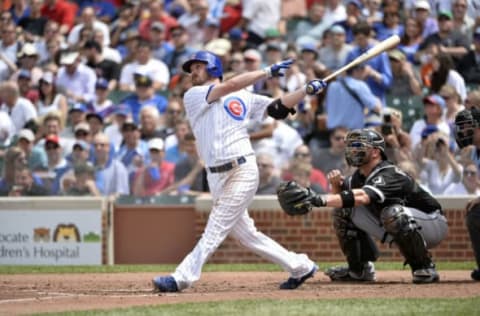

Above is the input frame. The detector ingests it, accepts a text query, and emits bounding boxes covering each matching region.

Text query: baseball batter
[152,51,326,292]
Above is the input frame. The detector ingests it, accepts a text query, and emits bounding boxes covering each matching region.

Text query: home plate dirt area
[0,271,479,315]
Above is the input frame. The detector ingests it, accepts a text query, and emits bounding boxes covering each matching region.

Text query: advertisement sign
[0,210,102,265]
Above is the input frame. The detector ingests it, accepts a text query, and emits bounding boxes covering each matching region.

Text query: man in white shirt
[67,6,110,47]
[0,81,37,133]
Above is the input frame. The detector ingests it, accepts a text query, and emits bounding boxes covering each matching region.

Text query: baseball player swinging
[152,51,327,292]
[277,128,448,284]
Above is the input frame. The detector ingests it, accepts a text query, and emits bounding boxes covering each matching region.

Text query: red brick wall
[195,208,474,263]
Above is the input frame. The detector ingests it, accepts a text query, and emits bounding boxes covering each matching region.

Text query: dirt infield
[1,271,479,315]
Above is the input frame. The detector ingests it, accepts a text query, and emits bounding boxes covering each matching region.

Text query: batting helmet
[182,50,223,80]
[345,128,386,167]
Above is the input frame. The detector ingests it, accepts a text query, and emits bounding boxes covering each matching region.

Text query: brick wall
[195,207,474,263]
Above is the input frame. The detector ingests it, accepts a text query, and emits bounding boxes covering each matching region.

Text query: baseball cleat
[471,269,480,281]
[412,266,440,284]
[152,275,179,292]
[325,262,376,282]
[279,264,318,290]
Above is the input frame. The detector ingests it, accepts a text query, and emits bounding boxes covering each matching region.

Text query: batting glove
[264,59,294,78]
[305,79,327,95]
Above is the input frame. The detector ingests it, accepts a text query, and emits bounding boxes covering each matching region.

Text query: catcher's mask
[345,129,386,167]
[454,109,480,149]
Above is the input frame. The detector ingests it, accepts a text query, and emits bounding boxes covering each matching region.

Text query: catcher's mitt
[276,181,317,216]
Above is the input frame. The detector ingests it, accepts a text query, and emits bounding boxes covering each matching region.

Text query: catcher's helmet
[454,108,480,149]
[182,50,223,80]
[345,128,386,167]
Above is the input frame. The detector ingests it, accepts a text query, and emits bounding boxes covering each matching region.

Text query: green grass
[0,261,476,274]
[37,298,480,316]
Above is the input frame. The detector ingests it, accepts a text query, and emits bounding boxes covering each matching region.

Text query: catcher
[277,128,448,284]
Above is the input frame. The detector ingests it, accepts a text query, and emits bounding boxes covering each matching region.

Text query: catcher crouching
[277,128,448,284]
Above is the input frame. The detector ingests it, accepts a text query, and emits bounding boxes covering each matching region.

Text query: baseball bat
[322,34,400,83]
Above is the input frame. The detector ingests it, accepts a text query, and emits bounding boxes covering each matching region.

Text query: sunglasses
[75,131,89,137]
[45,145,59,150]
[257,163,273,168]
[167,109,182,114]
[294,152,310,158]
[463,170,477,177]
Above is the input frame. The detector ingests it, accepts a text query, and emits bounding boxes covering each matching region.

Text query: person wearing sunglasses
[277,128,447,284]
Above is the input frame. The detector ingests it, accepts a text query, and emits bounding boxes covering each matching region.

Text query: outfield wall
[0,196,475,264]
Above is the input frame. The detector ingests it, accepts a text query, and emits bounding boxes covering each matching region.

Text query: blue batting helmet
[182,50,223,80]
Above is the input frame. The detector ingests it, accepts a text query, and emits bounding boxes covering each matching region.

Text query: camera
[436,138,446,148]
[381,114,393,135]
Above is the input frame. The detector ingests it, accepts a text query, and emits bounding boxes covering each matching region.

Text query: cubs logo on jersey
[223,96,246,121]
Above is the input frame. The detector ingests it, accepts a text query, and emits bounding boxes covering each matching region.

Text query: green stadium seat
[385,95,424,131]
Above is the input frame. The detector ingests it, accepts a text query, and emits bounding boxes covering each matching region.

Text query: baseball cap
[86,112,104,123]
[243,49,261,62]
[388,49,406,61]
[151,21,165,32]
[347,0,362,9]
[134,68,153,87]
[204,38,232,56]
[423,94,446,110]
[74,122,90,133]
[148,138,164,151]
[438,11,453,20]
[121,118,138,131]
[69,103,87,113]
[229,28,247,41]
[18,69,31,79]
[414,0,431,11]
[266,42,282,52]
[330,24,346,34]
[421,124,439,139]
[17,43,38,58]
[301,43,317,53]
[95,78,109,90]
[18,129,35,142]
[45,134,60,147]
[60,51,79,65]
[114,103,131,116]
[40,72,54,85]
[72,140,90,151]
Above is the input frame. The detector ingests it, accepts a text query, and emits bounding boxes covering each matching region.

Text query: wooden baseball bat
[322,34,400,83]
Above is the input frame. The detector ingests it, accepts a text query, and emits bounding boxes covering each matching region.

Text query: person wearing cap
[67,7,110,48]
[116,118,150,174]
[0,81,37,133]
[43,133,69,193]
[228,28,248,54]
[92,133,129,195]
[15,69,39,105]
[132,137,175,197]
[60,103,87,139]
[104,103,131,152]
[86,111,105,137]
[13,43,42,86]
[137,0,178,42]
[17,128,48,171]
[411,0,439,39]
[409,94,451,147]
[56,50,97,104]
[73,122,92,143]
[139,105,164,141]
[150,21,174,62]
[57,139,94,195]
[457,26,480,84]
[345,22,392,104]
[92,78,115,119]
[240,0,281,46]
[36,71,68,119]
[417,10,470,65]
[451,0,475,37]
[119,40,170,92]
[388,49,422,97]
[83,40,121,91]
[163,25,196,76]
[318,25,352,71]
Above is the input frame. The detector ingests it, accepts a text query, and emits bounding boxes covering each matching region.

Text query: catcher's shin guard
[333,208,379,274]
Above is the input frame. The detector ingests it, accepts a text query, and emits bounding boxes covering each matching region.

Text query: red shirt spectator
[41,0,77,34]
[138,0,178,41]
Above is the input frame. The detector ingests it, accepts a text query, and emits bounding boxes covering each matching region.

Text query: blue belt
[208,156,246,173]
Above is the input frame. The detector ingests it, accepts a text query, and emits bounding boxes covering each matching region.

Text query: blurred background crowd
[0,0,479,198]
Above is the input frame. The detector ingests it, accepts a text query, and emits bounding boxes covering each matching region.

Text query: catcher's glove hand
[276,181,326,216]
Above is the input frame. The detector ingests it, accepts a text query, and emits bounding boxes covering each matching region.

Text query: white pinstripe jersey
[183,84,272,167]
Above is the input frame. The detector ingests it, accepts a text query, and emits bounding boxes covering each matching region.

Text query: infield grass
[0,261,476,274]
[37,297,480,316]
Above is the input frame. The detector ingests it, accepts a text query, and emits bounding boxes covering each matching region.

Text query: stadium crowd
[0,0,479,198]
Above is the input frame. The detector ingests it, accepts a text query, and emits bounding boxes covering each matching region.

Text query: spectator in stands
[110,4,139,48]
[164,117,190,152]
[410,95,451,148]
[417,11,470,65]
[68,6,110,48]
[379,107,413,164]
[40,0,77,35]
[116,118,149,174]
[323,0,347,27]
[119,40,170,92]
[36,111,72,151]
[465,90,480,110]
[289,160,326,193]
[429,52,467,101]
[18,0,48,39]
[90,78,114,119]
[412,0,438,39]
[9,165,49,196]
[439,84,465,127]
[388,49,422,97]
[228,28,248,54]
[324,64,381,130]
[73,122,92,144]
[0,81,37,133]
[43,133,69,193]
[78,0,116,23]
[318,25,353,71]
[363,0,383,25]
[139,105,163,141]
[451,0,475,37]
[56,50,97,104]
[36,72,68,120]
[333,0,364,44]
[346,22,392,104]
[0,22,20,80]
[83,40,120,91]
[85,112,104,137]
[444,161,480,195]
[398,17,424,64]
[164,25,195,76]
[242,49,264,92]
[138,0,177,41]
[150,22,174,62]
[457,27,480,84]
[293,2,329,45]
[92,29,122,64]
[92,133,129,195]
[311,126,349,175]
[121,70,168,124]
[104,104,130,152]
[240,0,281,46]
[132,137,174,197]
[157,98,184,140]
[417,131,463,194]
[373,5,403,41]
[63,162,100,196]
[17,128,47,171]
[16,70,39,105]
[256,152,281,195]
[60,103,86,139]
[12,43,42,86]
[0,146,27,195]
